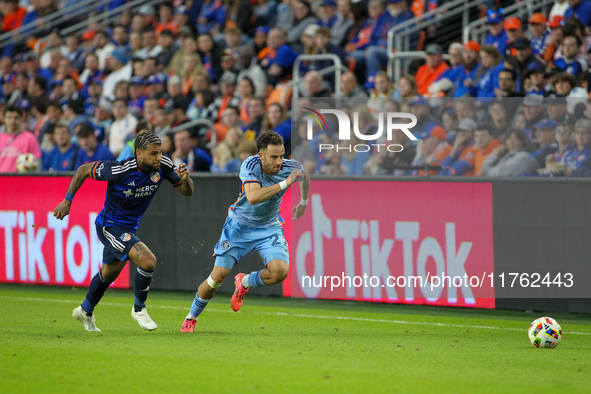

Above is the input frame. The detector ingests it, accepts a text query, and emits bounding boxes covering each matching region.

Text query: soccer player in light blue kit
[181,130,310,332]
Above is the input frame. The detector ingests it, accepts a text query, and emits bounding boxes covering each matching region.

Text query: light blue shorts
[213,217,289,269]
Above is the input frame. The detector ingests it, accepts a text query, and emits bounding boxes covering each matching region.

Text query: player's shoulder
[241,155,261,171]
[109,156,138,174]
[160,153,175,169]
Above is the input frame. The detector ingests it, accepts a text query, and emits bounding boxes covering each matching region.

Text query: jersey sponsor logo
[150,172,160,183]
[120,233,131,242]
[222,240,232,250]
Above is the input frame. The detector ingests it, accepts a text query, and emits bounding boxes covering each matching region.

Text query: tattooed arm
[53,162,95,220]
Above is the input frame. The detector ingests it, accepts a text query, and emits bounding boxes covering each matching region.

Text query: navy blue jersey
[91,154,182,231]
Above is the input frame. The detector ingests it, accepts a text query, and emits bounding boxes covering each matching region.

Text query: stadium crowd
[0,0,590,177]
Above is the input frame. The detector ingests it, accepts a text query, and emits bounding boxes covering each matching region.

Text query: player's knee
[142,254,157,272]
[270,263,289,282]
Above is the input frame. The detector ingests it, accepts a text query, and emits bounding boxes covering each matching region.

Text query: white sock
[186,313,195,320]
[241,274,250,288]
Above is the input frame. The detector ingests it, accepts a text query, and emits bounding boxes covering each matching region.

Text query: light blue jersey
[228,155,304,228]
[213,155,304,268]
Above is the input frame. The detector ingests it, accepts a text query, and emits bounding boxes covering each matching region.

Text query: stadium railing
[463,0,553,44]
[288,54,345,122]
[0,0,101,50]
[386,0,488,83]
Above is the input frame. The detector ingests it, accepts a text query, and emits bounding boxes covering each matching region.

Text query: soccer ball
[16,153,39,172]
[528,317,562,348]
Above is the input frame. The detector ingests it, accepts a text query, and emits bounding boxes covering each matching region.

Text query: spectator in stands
[484,10,508,56]
[518,118,559,175]
[103,48,132,101]
[547,94,573,125]
[42,121,80,172]
[525,65,551,96]
[28,75,47,100]
[237,45,267,98]
[544,16,565,65]
[551,0,571,18]
[554,35,588,81]
[496,68,524,98]
[253,26,269,55]
[236,78,254,123]
[367,71,394,97]
[243,97,266,141]
[303,70,330,97]
[564,0,591,27]
[416,44,449,96]
[1,0,26,33]
[187,89,215,121]
[0,105,41,173]
[197,33,224,83]
[197,0,224,35]
[259,28,299,85]
[545,122,573,167]
[167,76,191,113]
[331,0,355,47]
[263,103,291,149]
[442,109,459,139]
[223,0,257,37]
[93,98,113,137]
[454,41,481,98]
[504,17,525,58]
[337,72,368,98]
[318,0,338,28]
[551,72,588,113]
[211,127,246,172]
[428,43,463,97]
[37,100,60,146]
[454,97,477,122]
[481,128,534,176]
[363,0,413,79]
[513,38,545,93]
[147,75,168,102]
[65,35,85,74]
[395,75,418,98]
[158,30,178,69]
[521,95,547,141]
[439,118,477,176]
[473,122,502,176]
[79,53,101,87]
[488,101,510,139]
[1,74,21,105]
[411,122,451,176]
[61,98,88,136]
[409,96,439,132]
[75,123,114,167]
[529,13,551,57]
[285,0,317,46]
[109,98,138,157]
[475,45,504,101]
[137,30,163,60]
[208,72,241,124]
[337,136,370,175]
[94,31,116,71]
[172,128,212,172]
[214,105,244,141]
[564,118,591,176]
[365,119,416,175]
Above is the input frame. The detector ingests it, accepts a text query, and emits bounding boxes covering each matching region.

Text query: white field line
[1,295,591,336]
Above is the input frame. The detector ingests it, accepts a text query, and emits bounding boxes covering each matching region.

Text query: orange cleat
[231,273,249,312]
[180,318,197,332]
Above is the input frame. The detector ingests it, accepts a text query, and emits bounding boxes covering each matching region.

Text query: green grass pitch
[1,284,591,393]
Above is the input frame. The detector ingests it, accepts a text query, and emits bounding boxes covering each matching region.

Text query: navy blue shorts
[96,224,141,264]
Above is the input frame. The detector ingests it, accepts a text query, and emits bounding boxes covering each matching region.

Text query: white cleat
[72,306,101,332]
[131,307,158,331]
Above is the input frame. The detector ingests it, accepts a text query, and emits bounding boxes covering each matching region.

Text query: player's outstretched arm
[292,169,310,220]
[175,163,194,197]
[53,162,95,220]
[245,169,303,205]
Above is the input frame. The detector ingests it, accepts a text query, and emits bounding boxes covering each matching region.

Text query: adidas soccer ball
[528,317,562,348]
[16,153,39,172]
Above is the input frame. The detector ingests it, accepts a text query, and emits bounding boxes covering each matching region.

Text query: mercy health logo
[303,107,417,153]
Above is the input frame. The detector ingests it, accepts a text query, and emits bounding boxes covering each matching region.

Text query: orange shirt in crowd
[417,143,452,176]
[474,139,502,175]
[416,62,449,96]
[2,6,26,32]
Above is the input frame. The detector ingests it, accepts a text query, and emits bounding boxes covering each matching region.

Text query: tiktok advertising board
[0,176,130,288]
[285,181,495,309]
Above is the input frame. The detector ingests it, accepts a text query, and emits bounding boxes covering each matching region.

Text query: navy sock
[134,267,154,312]
[189,294,209,319]
[81,271,111,315]
[247,270,266,288]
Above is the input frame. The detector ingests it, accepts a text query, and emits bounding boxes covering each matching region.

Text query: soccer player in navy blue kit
[180,130,310,332]
[53,133,194,332]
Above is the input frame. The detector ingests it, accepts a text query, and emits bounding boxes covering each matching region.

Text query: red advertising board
[0,176,130,288]
[285,181,495,309]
